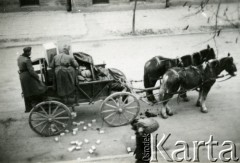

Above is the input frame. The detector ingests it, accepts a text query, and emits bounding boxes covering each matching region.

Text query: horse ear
[207,45,210,49]
[228,53,230,57]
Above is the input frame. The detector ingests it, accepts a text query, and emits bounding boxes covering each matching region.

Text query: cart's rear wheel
[100,92,140,127]
[29,101,71,137]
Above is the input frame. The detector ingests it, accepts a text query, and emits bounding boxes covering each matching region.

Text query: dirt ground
[0,31,239,162]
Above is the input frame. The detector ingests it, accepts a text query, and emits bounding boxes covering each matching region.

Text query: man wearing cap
[17,47,47,113]
[50,45,79,100]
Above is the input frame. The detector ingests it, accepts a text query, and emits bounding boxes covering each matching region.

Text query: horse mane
[155,56,174,60]
[153,47,216,67]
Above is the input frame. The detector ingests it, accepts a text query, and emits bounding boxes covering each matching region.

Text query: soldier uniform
[18,47,47,112]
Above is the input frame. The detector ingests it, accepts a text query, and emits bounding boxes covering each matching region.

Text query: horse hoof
[201,108,208,113]
[161,113,168,119]
[167,111,173,116]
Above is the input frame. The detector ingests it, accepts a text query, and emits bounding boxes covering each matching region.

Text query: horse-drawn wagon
[27,52,140,137]
[25,45,237,136]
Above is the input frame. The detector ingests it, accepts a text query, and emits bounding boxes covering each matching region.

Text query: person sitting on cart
[50,44,79,102]
[17,47,47,113]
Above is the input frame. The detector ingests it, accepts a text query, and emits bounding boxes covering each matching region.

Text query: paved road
[0,31,239,162]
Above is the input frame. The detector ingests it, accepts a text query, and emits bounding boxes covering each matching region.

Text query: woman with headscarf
[50,45,79,100]
[17,47,47,112]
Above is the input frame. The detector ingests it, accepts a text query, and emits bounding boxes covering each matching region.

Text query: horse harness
[167,65,206,93]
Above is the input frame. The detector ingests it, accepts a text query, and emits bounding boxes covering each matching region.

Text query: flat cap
[23,47,32,53]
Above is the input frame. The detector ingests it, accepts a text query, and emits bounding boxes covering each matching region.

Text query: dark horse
[144,45,216,103]
[159,54,237,119]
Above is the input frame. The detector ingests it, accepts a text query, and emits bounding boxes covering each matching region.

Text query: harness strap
[154,57,161,66]
[177,57,183,66]
[169,69,180,78]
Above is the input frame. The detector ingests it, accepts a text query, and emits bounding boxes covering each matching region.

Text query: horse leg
[159,89,173,119]
[166,103,173,116]
[200,85,212,113]
[144,74,157,103]
[196,88,202,107]
[179,87,189,102]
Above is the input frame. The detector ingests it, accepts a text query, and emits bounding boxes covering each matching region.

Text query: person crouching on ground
[50,45,79,102]
[17,47,47,113]
[131,118,159,163]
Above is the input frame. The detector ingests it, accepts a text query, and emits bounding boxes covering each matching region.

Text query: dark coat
[50,53,79,97]
[17,55,47,98]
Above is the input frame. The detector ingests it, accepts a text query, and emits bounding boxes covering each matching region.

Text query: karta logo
[149,134,239,162]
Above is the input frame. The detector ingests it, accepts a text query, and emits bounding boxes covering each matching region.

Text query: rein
[128,73,234,106]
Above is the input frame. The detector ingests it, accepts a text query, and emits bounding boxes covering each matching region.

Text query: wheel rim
[29,101,71,137]
[100,92,140,127]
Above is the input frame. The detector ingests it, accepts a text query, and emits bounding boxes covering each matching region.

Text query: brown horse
[144,45,216,103]
[159,54,237,119]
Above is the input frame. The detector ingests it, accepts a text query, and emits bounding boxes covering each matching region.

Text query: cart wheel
[100,92,140,127]
[29,101,71,137]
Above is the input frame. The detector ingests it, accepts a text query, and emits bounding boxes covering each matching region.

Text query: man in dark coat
[131,118,159,163]
[18,47,47,113]
[50,45,79,98]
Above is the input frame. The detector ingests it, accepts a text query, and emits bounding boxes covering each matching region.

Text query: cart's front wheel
[29,101,71,137]
[100,92,140,127]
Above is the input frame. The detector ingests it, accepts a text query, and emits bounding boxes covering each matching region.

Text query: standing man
[18,47,47,113]
[50,45,79,102]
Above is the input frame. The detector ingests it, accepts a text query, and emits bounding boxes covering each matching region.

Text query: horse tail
[143,61,152,89]
[143,71,150,89]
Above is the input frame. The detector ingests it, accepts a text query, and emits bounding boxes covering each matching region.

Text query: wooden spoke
[101,109,116,113]
[109,97,118,107]
[107,113,118,124]
[51,105,61,116]
[125,110,136,115]
[123,100,135,108]
[105,103,118,109]
[54,117,70,120]
[53,123,61,132]
[40,122,48,133]
[39,106,48,115]
[118,114,122,125]
[32,112,48,118]
[53,119,66,126]
[118,96,123,106]
[124,106,138,110]
[122,112,130,122]
[53,110,66,118]
[48,124,51,136]
[48,102,51,115]
[104,112,117,120]
[33,121,47,128]
[123,95,129,104]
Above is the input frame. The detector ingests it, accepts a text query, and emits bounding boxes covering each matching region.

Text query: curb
[0,28,238,49]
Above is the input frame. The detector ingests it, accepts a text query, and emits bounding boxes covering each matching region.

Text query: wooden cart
[27,52,140,137]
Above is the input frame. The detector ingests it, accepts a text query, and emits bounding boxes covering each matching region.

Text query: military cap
[23,47,32,53]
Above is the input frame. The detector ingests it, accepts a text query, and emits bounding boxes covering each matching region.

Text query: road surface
[0,31,239,162]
